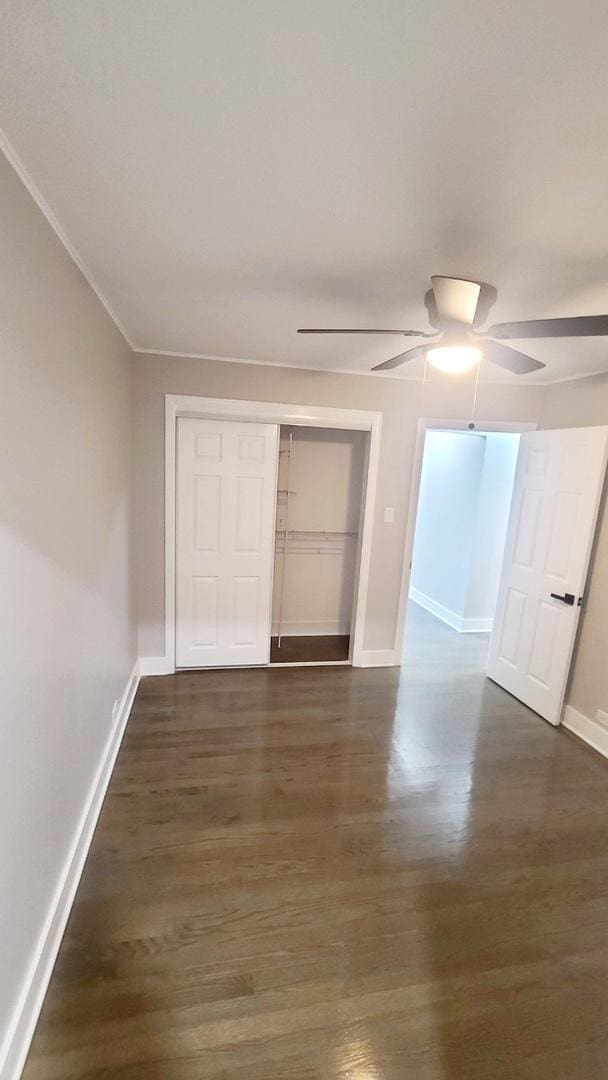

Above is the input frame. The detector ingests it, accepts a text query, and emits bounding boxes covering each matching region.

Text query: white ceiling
[2,0,608,383]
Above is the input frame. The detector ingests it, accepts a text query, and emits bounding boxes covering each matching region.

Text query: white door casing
[176,417,279,667]
[487,426,608,725]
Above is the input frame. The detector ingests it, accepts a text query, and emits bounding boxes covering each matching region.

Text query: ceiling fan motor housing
[431,276,482,326]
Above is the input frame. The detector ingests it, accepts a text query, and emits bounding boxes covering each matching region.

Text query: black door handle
[550,592,575,605]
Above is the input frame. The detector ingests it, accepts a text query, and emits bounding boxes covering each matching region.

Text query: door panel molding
[176,418,278,668]
[487,426,608,724]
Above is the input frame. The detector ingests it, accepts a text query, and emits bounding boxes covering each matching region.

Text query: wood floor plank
[270,635,350,663]
[22,604,608,1078]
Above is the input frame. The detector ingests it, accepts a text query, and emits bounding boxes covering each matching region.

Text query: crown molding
[2,129,605,389]
[132,347,608,387]
[0,128,135,349]
[133,347,552,387]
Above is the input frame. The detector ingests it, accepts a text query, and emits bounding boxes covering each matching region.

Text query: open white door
[487,426,608,725]
[176,417,279,668]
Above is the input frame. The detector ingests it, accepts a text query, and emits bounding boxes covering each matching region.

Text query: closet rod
[275,430,293,648]
[275,529,359,539]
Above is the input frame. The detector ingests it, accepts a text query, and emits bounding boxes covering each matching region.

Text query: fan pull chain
[470,355,482,422]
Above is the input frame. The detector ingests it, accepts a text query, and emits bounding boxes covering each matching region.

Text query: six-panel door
[487,426,608,724]
[176,417,279,667]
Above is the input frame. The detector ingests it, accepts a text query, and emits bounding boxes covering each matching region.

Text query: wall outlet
[595,709,608,731]
[111,699,119,727]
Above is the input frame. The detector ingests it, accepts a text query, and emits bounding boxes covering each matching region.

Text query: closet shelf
[275,529,359,555]
[276,529,358,539]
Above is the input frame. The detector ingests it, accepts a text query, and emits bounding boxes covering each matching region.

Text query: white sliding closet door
[176,417,279,667]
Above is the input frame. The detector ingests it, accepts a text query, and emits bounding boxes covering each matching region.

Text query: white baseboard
[357,649,400,667]
[271,620,349,636]
[0,660,140,1080]
[409,588,493,634]
[562,704,608,760]
[460,616,493,632]
[139,656,174,676]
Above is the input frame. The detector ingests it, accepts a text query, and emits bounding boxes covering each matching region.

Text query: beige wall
[540,373,608,720]
[133,352,545,658]
[0,152,136,1056]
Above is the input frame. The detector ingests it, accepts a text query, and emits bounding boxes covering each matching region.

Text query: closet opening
[271,425,367,665]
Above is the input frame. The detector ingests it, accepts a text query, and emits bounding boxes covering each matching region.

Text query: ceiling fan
[297,276,608,375]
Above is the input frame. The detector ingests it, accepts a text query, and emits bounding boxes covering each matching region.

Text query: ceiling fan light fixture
[426,344,481,374]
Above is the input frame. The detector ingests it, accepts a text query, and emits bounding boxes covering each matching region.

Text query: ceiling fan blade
[483,340,545,374]
[488,315,608,340]
[372,344,427,371]
[297,328,429,336]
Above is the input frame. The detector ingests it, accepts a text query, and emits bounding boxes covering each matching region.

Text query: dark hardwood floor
[22,604,608,1078]
[270,634,350,663]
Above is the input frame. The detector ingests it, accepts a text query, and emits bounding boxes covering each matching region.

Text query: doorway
[166,395,382,673]
[402,426,521,716]
[270,425,366,664]
[400,419,608,728]
[409,429,520,637]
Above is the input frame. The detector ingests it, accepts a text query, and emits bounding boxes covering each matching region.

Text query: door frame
[393,416,537,659]
[164,394,383,673]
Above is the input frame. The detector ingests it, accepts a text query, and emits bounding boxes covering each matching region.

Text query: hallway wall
[410,431,519,630]
[465,433,521,622]
[410,432,486,625]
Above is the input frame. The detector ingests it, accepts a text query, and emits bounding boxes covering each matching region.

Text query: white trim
[394,417,537,660]
[166,394,383,431]
[410,587,464,631]
[135,348,608,388]
[0,660,140,1080]
[0,129,134,349]
[562,704,608,759]
[358,649,400,667]
[464,617,493,633]
[134,347,558,386]
[164,395,382,672]
[409,588,493,633]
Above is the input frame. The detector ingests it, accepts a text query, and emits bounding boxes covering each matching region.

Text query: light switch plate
[384,507,395,523]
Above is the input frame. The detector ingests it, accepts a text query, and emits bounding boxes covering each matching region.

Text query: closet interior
[271,425,366,664]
